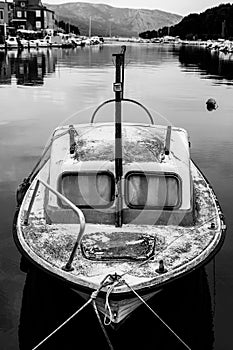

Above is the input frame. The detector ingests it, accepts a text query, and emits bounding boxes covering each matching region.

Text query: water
[0,43,233,349]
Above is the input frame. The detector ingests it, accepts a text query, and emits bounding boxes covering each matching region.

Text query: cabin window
[126,172,181,209]
[0,10,3,20]
[60,172,114,208]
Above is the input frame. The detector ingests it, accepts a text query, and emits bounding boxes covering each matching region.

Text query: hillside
[142,3,233,40]
[45,2,182,37]
[170,3,233,40]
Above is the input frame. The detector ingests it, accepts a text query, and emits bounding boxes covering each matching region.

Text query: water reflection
[19,268,214,350]
[0,49,57,86]
[1,44,233,89]
[177,45,233,83]
[0,43,231,349]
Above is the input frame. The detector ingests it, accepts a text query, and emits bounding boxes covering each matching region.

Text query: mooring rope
[29,213,217,349]
[115,213,218,283]
[92,300,114,350]
[104,280,120,325]
[122,280,191,350]
[31,290,97,350]
[31,275,117,350]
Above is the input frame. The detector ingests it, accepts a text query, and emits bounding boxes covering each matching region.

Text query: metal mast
[112,46,126,227]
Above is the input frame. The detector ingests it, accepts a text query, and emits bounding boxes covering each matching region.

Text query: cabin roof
[49,123,192,210]
[55,123,190,167]
[73,124,166,163]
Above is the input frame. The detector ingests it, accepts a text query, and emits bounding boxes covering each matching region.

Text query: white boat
[13,47,226,331]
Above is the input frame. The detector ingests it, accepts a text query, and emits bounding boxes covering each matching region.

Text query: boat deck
[17,162,223,293]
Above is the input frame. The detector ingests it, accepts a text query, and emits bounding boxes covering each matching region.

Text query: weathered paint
[17,159,223,294]
[48,123,191,210]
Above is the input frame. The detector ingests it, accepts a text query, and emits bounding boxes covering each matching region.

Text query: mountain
[45,2,182,37]
[170,3,233,40]
[152,3,233,40]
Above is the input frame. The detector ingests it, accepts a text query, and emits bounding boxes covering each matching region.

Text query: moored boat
[13,46,226,337]
[5,36,28,49]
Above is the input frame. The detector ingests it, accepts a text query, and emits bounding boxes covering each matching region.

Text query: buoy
[206,98,218,111]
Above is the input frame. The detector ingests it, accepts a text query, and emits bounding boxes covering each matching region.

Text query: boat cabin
[45,123,194,226]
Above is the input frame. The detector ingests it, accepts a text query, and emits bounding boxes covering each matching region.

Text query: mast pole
[89,16,91,38]
[112,46,126,227]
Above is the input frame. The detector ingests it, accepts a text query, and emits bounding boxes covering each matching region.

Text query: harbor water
[0,43,233,349]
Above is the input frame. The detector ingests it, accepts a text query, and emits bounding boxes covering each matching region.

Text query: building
[11,0,56,32]
[0,1,10,42]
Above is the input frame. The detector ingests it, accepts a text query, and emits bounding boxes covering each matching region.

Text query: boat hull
[13,168,226,324]
[13,129,226,325]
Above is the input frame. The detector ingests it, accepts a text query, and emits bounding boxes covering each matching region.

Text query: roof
[48,123,192,210]
[74,123,165,163]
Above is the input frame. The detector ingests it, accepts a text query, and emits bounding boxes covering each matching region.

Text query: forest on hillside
[140,4,233,40]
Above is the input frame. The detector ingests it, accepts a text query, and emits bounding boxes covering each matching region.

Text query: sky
[45,0,233,16]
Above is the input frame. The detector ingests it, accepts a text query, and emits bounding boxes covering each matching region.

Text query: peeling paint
[21,163,220,283]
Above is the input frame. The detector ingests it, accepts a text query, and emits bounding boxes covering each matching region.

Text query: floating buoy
[206,98,218,111]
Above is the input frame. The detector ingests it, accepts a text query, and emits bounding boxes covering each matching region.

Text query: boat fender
[16,178,30,207]
[206,98,218,111]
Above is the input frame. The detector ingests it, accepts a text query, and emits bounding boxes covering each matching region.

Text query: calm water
[0,43,233,350]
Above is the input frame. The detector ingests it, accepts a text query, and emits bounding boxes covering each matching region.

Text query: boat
[18,267,214,349]
[5,36,28,49]
[13,46,226,331]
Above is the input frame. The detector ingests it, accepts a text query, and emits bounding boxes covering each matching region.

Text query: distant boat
[13,46,226,331]
[5,36,28,49]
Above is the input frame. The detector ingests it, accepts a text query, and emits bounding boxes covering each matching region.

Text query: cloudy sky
[45,0,232,16]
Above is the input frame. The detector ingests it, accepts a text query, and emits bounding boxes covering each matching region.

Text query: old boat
[13,47,226,327]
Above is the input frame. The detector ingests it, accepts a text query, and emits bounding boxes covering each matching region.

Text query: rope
[123,280,191,350]
[104,284,115,325]
[116,213,218,282]
[31,291,96,350]
[103,280,120,325]
[31,275,116,349]
[92,300,114,350]
[118,231,192,280]
[31,213,216,349]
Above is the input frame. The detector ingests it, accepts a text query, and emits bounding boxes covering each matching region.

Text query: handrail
[23,178,86,271]
[90,98,154,125]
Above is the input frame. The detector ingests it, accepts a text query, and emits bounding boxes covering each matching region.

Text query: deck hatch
[81,231,156,261]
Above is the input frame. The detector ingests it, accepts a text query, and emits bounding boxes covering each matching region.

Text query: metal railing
[24,178,86,271]
[90,98,154,125]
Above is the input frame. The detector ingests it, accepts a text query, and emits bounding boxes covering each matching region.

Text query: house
[0,1,9,43]
[11,0,56,32]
